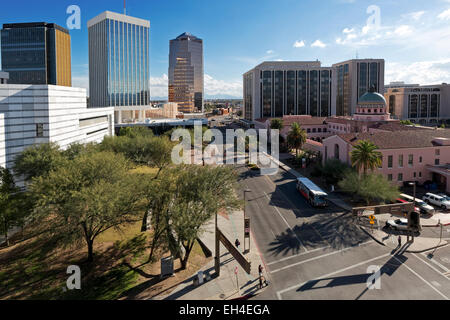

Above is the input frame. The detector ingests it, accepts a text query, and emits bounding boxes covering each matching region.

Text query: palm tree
[350,140,382,176]
[286,122,307,157]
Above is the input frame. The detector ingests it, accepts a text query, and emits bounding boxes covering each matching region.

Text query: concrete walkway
[360,226,448,253]
[151,209,268,300]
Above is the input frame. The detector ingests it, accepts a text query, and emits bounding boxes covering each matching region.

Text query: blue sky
[1,0,450,98]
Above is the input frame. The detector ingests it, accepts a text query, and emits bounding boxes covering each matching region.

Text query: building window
[436,149,440,156]
[419,156,422,163]
[419,172,422,178]
[435,159,440,165]
[334,144,340,160]
[408,154,413,167]
[36,123,44,137]
[388,174,393,181]
[307,128,311,133]
[312,128,316,133]
[398,173,403,181]
[318,128,322,133]
[398,155,403,168]
[388,155,393,168]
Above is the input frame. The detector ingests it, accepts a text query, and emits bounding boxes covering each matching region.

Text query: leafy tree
[0,167,21,247]
[118,126,154,138]
[350,140,382,175]
[321,159,352,185]
[339,172,399,205]
[270,119,284,131]
[30,150,145,262]
[13,143,67,182]
[287,122,307,157]
[143,165,241,269]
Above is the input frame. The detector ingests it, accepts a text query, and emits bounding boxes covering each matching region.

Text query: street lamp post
[408,181,417,243]
[243,189,251,254]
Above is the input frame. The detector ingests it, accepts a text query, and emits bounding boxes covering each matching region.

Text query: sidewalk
[151,209,268,300]
[360,226,448,253]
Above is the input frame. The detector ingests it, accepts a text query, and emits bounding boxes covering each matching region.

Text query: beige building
[384,83,450,125]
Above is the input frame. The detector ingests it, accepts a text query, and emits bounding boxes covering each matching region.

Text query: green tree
[30,150,145,262]
[0,167,21,247]
[339,172,399,205]
[287,122,307,157]
[270,119,284,131]
[400,120,414,125]
[350,140,382,175]
[321,159,352,185]
[13,143,67,182]
[118,126,154,138]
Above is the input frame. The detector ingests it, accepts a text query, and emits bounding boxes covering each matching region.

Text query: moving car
[385,218,409,231]
[398,194,434,215]
[422,193,450,210]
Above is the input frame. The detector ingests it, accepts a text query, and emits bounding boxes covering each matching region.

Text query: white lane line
[392,255,449,300]
[266,245,331,266]
[422,253,450,273]
[270,240,374,274]
[263,191,308,252]
[276,253,390,300]
[414,254,450,277]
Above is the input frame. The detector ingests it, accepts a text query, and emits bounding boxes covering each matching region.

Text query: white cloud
[150,73,169,98]
[293,40,305,48]
[72,76,89,91]
[438,8,450,20]
[311,40,326,48]
[266,50,274,54]
[393,25,413,37]
[343,28,355,34]
[402,11,425,21]
[386,59,450,85]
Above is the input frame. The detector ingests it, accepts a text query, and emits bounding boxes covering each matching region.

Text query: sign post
[244,217,250,254]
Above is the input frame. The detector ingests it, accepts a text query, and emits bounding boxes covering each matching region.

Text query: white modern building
[0,71,8,84]
[88,11,150,117]
[0,84,114,182]
[384,83,450,125]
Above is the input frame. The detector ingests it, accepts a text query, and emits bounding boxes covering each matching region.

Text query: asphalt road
[234,163,450,300]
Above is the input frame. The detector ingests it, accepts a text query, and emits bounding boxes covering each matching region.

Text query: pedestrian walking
[398,235,402,248]
[258,264,263,277]
[235,238,240,249]
[259,275,263,289]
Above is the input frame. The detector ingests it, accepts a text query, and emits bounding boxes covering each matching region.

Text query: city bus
[296,177,328,207]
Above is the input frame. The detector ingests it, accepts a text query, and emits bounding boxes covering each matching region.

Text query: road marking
[392,255,449,300]
[263,191,308,252]
[270,240,374,274]
[420,253,450,273]
[276,253,390,300]
[266,245,331,266]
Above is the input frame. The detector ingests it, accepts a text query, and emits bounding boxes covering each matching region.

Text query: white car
[386,218,409,231]
[422,193,450,210]
[399,194,435,215]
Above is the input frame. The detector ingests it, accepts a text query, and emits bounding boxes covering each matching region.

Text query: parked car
[422,193,450,210]
[386,218,409,231]
[395,198,421,214]
[399,193,435,215]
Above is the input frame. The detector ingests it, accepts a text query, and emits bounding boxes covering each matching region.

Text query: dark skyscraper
[169,32,204,113]
[1,22,71,86]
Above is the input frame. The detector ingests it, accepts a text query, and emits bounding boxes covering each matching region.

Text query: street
[234,163,450,300]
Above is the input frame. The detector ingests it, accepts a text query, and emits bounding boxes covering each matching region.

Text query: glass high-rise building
[169,32,204,113]
[243,61,332,121]
[1,22,71,86]
[88,11,150,108]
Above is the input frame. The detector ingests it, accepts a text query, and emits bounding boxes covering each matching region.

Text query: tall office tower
[331,59,384,116]
[169,32,204,113]
[88,11,150,108]
[1,22,71,86]
[243,61,332,121]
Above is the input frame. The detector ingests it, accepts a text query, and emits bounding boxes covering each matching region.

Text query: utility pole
[215,210,220,276]
[243,189,251,254]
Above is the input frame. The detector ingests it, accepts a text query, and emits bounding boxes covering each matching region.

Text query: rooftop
[338,129,450,149]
